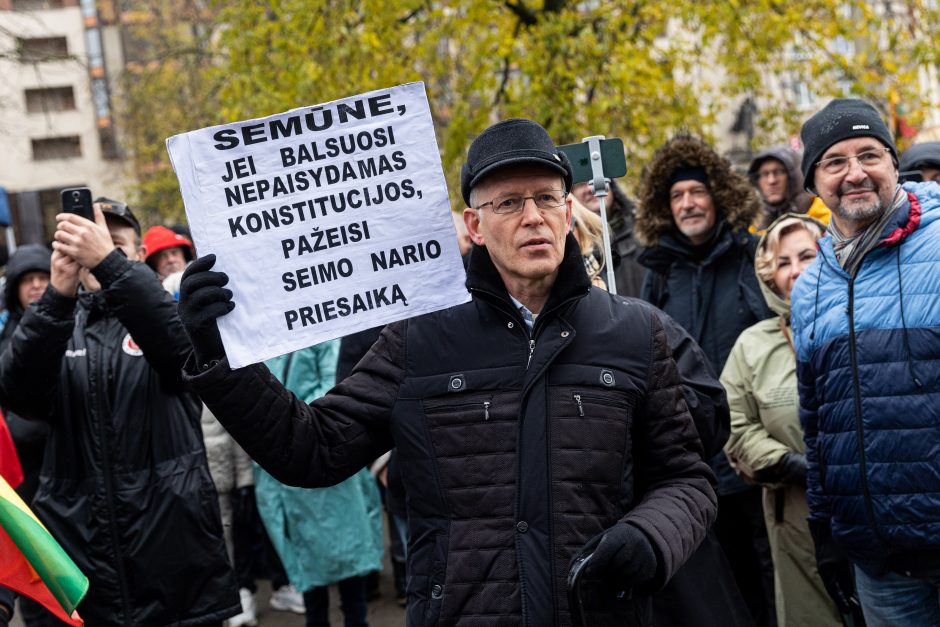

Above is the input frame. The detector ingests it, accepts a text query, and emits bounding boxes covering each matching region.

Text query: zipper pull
[527,339,535,369]
[483,401,490,421]
[573,394,584,417]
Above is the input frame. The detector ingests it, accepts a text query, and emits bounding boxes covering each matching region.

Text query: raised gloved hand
[809,519,861,617]
[178,254,234,367]
[581,522,658,590]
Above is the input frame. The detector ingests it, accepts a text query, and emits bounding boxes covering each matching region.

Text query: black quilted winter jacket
[0,251,239,626]
[186,234,718,627]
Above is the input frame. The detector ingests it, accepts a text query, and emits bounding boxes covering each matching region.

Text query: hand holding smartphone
[59,187,94,221]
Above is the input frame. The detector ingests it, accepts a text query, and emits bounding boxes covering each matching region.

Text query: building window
[17,36,69,62]
[24,86,75,113]
[31,136,81,160]
[11,0,66,10]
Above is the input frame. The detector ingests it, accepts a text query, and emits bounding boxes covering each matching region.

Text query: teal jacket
[256,341,383,590]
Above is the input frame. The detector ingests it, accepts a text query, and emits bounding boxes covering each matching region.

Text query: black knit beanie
[800,98,897,193]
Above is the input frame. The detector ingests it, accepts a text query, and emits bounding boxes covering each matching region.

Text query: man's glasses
[816,148,889,176]
[756,167,787,180]
[475,189,566,215]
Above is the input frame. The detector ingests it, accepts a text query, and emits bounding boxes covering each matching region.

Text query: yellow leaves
[119,0,940,217]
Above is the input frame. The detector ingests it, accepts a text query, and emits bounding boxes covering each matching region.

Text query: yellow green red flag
[0,476,87,626]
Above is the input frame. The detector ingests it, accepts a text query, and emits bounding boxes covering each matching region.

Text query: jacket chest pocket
[551,386,637,517]
[421,390,521,519]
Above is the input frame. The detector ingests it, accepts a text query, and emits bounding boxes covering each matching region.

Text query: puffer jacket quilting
[791,181,940,575]
[187,234,718,627]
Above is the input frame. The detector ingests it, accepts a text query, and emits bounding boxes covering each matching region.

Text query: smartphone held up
[60,187,94,221]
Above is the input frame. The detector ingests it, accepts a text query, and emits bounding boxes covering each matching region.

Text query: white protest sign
[167,82,470,368]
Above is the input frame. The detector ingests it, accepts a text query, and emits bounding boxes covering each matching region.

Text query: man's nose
[520,197,544,224]
[844,157,867,182]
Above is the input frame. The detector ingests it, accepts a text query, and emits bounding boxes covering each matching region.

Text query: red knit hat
[143,225,195,269]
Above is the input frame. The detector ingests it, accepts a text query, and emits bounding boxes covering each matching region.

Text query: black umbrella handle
[567,552,593,627]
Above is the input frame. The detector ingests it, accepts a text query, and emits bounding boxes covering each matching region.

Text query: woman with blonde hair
[569,194,607,288]
[721,213,841,627]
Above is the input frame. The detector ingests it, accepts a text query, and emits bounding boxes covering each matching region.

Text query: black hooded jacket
[0,251,238,626]
[1,244,52,501]
[185,233,721,627]
[636,135,774,496]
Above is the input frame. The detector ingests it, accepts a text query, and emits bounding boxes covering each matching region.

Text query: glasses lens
[534,190,565,210]
[821,157,847,174]
[491,195,522,214]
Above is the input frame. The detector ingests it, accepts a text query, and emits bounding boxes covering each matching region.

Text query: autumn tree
[122,0,940,214]
[116,0,224,224]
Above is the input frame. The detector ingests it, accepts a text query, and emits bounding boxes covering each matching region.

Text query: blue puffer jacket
[791,181,940,576]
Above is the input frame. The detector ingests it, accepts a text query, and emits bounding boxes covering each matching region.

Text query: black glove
[754,452,808,487]
[809,519,861,617]
[581,522,658,590]
[178,254,234,366]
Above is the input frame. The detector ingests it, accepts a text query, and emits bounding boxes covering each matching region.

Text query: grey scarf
[829,186,906,276]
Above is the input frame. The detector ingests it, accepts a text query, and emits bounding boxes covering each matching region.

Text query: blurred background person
[899,141,940,183]
[722,214,841,627]
[257,340,384,627]
[569,195,607,288]
[0,244,57,627]
[569,180,645,296]
[747,146,829,232]
[143,225,195,280]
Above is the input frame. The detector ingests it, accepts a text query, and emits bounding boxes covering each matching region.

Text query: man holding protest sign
[178,117,717,626]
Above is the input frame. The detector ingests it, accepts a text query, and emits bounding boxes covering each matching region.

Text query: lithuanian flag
[0,476,88,626]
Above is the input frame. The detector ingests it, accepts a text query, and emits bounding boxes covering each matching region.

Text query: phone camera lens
[72,191,80,200]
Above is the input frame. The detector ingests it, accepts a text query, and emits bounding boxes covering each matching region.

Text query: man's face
[152,246,187,278]
[921,165,940,183]
[80,218,144,291]
[756,158,789,204]
[669,179,717,245]
[571,182,601,213]
[17,270,50,309]
[813,137,898,233]
[464,166,572,288]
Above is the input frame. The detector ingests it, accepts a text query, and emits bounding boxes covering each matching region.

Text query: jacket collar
[638,220,748,271]
[465,231,591,316]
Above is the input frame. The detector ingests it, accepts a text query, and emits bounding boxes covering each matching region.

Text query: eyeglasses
[816,148,889,176]
[475,189,566,215]
[756,167,787,180]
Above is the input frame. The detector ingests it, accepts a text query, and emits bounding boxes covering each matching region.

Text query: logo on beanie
[852,125,870,130]
[122,334,143,357]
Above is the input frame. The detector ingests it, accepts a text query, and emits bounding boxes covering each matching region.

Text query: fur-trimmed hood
[635,134,762,246]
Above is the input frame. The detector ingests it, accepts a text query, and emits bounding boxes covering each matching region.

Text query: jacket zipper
[526,339,535,369]
[573,394,584,417]
[90,329,133,621]
[847,279,888,544]
[483,401,490,421]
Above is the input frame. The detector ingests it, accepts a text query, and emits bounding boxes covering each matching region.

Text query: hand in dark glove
[754,452,808,487]
[582,522,658,590]
[178,254,234,366]
[809,519,862,616]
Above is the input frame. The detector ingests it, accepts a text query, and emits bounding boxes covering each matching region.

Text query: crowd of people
[0,97,938,627]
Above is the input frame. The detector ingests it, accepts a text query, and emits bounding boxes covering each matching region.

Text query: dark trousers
[231,487,289,592]
[714,488,777,627]
[303,576,369,627]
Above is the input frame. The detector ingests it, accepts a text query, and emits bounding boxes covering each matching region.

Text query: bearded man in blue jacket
[791,98,940,627]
